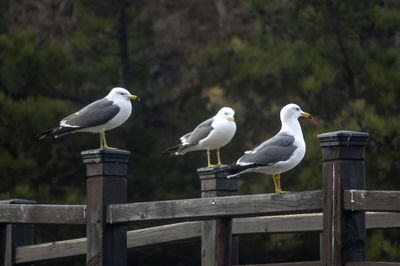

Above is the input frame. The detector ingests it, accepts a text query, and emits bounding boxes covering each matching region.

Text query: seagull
[38,87,140,149]
[221,103,312,194]
[166,107,237,167]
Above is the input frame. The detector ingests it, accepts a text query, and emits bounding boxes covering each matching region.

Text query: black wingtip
[37,129,55,141]
[162,144,181,155]
[215,163,258,177]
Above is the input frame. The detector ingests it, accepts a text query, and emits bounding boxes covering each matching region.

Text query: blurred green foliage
[0,0,399,265]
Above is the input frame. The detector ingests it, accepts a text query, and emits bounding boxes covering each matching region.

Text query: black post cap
[81,149,131,164]
[318,130,369,147]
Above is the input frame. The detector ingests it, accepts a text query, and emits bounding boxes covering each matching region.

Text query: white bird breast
[198,118,236,150]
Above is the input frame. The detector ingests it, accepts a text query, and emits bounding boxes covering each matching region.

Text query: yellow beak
[229,116,235,121]
[130,94,140,101]
[301,112,313,120]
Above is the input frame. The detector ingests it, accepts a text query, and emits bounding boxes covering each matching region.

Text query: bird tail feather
[217,163,258,178]
[37,126,79,140]
[37,128,56,140]
[163,144,182,155]
[163,144,193,155]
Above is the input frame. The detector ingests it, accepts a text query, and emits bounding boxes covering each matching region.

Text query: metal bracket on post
[82,149,130,266]
[318,130,368,266]
[198,166,239,266]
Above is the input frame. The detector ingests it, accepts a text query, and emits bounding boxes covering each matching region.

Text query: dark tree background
[0,0,400,265]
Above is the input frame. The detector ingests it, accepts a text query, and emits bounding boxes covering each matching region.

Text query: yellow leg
[99,133,104,149]
[272,175,279,194]
[100,132,116,150]
[216,149,225,166]
[207,149,216,167]
[276,174,290,194]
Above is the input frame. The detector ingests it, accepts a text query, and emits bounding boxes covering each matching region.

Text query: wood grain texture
[0,225,12,266]
[15,237,86,263]
[236,261,321,266]
[233,214,322,234]
[15,222,200,264]
[320,130,367,266]
[107,190,323,224]
[346,263,400,266]
[83,149,129,266]
[86,177,127,266]
[344,190,400,212]
[365,212,400,229]
[198,166,237,266]
[0,204,86,224]
[322,160,367,265]
[13,212,400,264]
[126,221,201,248]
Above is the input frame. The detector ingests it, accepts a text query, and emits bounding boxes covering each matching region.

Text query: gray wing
[238,133,297,166]
[61,98,120,129]
[181,117,214,145]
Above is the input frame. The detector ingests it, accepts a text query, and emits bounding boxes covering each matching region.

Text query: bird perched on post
[221,103,312,194]
[165,107,237,167]
[38,87,140,149]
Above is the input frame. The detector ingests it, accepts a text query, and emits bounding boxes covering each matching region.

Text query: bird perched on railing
[220,103,313,194]
[165,107,237,167]
[38,87,140,149]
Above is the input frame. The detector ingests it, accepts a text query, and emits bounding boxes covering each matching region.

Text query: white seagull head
[107,87,140,102]
[216,107,235,122]
[280,103,312,123]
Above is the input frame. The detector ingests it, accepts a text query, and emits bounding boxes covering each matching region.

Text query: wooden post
[318,130,369,266]
[82,149,130,266]
[0,199,36,266]
[198,166,239,266]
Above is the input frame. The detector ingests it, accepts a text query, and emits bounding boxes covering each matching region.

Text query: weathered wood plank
[15,221,200,264]
[233,214,322,234]
[14,211,400,264]
[233,211,400,234]
[83,149,129,266]
[344,190,400,212]
[319,130,368,265]
[126,221,201,248]
[365,212,400,229]
[198,166,237,266]
[0,204,86,224]
[346,262,400,266]
[107,190,323,224]
[15,237,86,263]
[235,261,321,266]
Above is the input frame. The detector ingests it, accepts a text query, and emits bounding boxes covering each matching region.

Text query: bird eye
[296,107,300,111]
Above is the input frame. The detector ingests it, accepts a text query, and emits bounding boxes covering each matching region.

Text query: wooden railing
[1,130,400,266]
[12,211,400,264]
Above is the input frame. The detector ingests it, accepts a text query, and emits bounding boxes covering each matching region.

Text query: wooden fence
[1,130,400,266]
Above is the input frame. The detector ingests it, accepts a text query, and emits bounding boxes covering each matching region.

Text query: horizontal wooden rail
[236,262,321,266]
[2,190,398,225]
[233,214,321,234]
[233,212,400,234]
[238,262,400,266]
[0,204,86,224]
[237,262,321,266]
[15,212,400,264]
[15,221,200,263]
[344,190,400,212]
[107,190,323,224]
[16,237,86,263]
[346,262,400,266]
